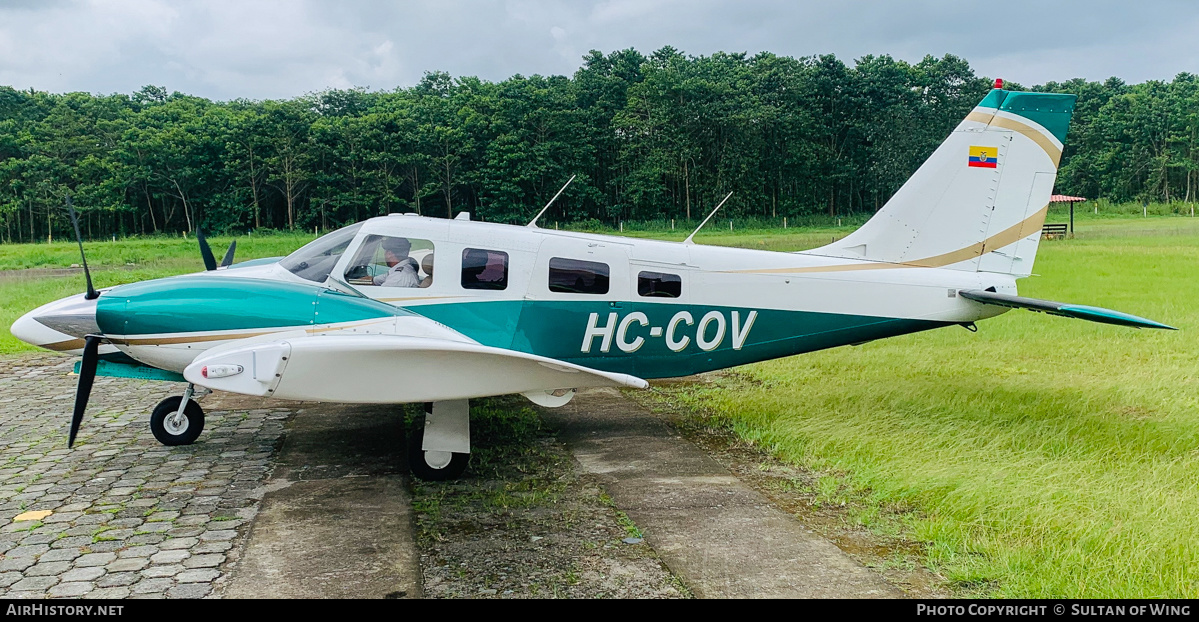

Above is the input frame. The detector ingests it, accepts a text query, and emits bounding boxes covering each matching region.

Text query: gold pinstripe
[966,108,1062,166]
[377,295,463,303]
[987,115,1063,166]
[724,204,1049,275]
[43,338,86,352]
[106,318,396,347]
[965,110,994,124]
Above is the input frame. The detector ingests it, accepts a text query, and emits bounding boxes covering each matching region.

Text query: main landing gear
[146,387,471,481]
[149,384,207,446]
[408,400,470,481]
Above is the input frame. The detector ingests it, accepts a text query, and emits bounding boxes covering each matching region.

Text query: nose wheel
[150,386,205,446]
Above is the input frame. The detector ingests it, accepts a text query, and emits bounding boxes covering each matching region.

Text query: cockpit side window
[280,224,362,283]
[344,235,435,288]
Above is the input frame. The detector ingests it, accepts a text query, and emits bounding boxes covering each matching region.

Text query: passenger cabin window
[344,235,435,288]
[461,248,508,290]
[280,223,362,283]
[549,258,609,295]
[638,271,681,298]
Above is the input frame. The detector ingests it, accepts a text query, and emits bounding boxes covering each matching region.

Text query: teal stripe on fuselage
[410,300,949,379]
[97,276,405,335]
[94,275,951,379]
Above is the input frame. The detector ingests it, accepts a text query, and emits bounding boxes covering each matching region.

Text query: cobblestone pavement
[0,354,290,599]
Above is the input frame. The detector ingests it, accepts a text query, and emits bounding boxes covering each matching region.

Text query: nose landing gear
[149,384,206,446]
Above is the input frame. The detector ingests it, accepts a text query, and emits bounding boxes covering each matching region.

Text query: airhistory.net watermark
[5,605,123,616]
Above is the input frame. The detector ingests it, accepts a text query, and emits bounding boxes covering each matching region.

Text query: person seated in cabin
[373,237,421,287]
[419,253,434,288]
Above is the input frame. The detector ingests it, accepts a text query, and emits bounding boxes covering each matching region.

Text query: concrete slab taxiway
[542,387,900,599]
[221,404,420,599]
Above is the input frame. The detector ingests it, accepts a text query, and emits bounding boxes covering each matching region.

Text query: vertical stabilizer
[812,87,1075,277]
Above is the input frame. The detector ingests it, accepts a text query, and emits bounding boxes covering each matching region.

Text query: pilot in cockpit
[373,237,421,287]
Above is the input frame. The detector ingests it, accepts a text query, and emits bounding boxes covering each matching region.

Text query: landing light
[201,364,244,379]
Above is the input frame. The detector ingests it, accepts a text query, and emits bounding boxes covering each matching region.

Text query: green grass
[0,232,318,354]
[1057,199,1199,219]
[653,215,1199,597]
[0,231,316,272]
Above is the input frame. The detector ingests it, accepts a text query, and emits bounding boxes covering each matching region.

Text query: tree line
[2,48,1198,242]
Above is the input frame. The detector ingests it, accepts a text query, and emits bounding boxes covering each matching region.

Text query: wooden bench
[1042,223,1068,239]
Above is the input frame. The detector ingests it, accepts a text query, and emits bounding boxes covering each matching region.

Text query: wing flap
[958,289,1175,330]
[183,334,648,403]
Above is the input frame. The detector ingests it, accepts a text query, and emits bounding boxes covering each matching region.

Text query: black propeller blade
[69,335,102,448]
[65,195,98,300]
[196,228,218,271]
[220,240,237,268]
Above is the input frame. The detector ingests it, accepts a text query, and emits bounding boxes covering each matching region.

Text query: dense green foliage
[2,49,1198,241]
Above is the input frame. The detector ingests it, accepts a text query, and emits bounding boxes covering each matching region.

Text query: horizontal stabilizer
[958,290,1175,330]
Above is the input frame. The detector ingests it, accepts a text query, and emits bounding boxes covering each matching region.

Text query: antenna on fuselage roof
[527,174,576,228]
[683,192,733,245]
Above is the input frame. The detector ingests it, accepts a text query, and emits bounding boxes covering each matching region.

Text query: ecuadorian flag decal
[969,145,998,168]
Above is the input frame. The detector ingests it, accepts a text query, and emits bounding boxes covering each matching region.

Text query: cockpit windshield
[279,223,362,283]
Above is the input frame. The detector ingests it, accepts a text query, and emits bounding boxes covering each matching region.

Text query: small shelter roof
[1050,194,1086,203]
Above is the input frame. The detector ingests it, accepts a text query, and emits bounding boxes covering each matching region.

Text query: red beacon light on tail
[994,78,1004,89]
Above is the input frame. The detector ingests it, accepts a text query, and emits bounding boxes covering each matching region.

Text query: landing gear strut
[408,400,470,481]
[150,384,206,446]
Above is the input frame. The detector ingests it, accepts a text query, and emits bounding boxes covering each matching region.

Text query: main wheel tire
[407,426,469,481]
[150,396,205,446]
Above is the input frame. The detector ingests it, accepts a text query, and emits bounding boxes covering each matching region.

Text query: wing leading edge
[958,289,1176,330]
[183,334,648,404]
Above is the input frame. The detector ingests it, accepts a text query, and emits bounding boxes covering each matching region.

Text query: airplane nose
[11,294,100,352]
[10,312,46,347]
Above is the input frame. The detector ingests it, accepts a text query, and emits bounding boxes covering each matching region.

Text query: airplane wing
[182,334,648,403]
[958,289,1176,330]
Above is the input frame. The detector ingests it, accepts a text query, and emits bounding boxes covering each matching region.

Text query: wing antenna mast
[527,174,576,228]
[683,192,733,245]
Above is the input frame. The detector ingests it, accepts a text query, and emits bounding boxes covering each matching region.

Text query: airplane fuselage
[15,213,1015,382]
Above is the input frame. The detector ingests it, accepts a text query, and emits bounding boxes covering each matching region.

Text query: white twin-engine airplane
[11,83,1173,480]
